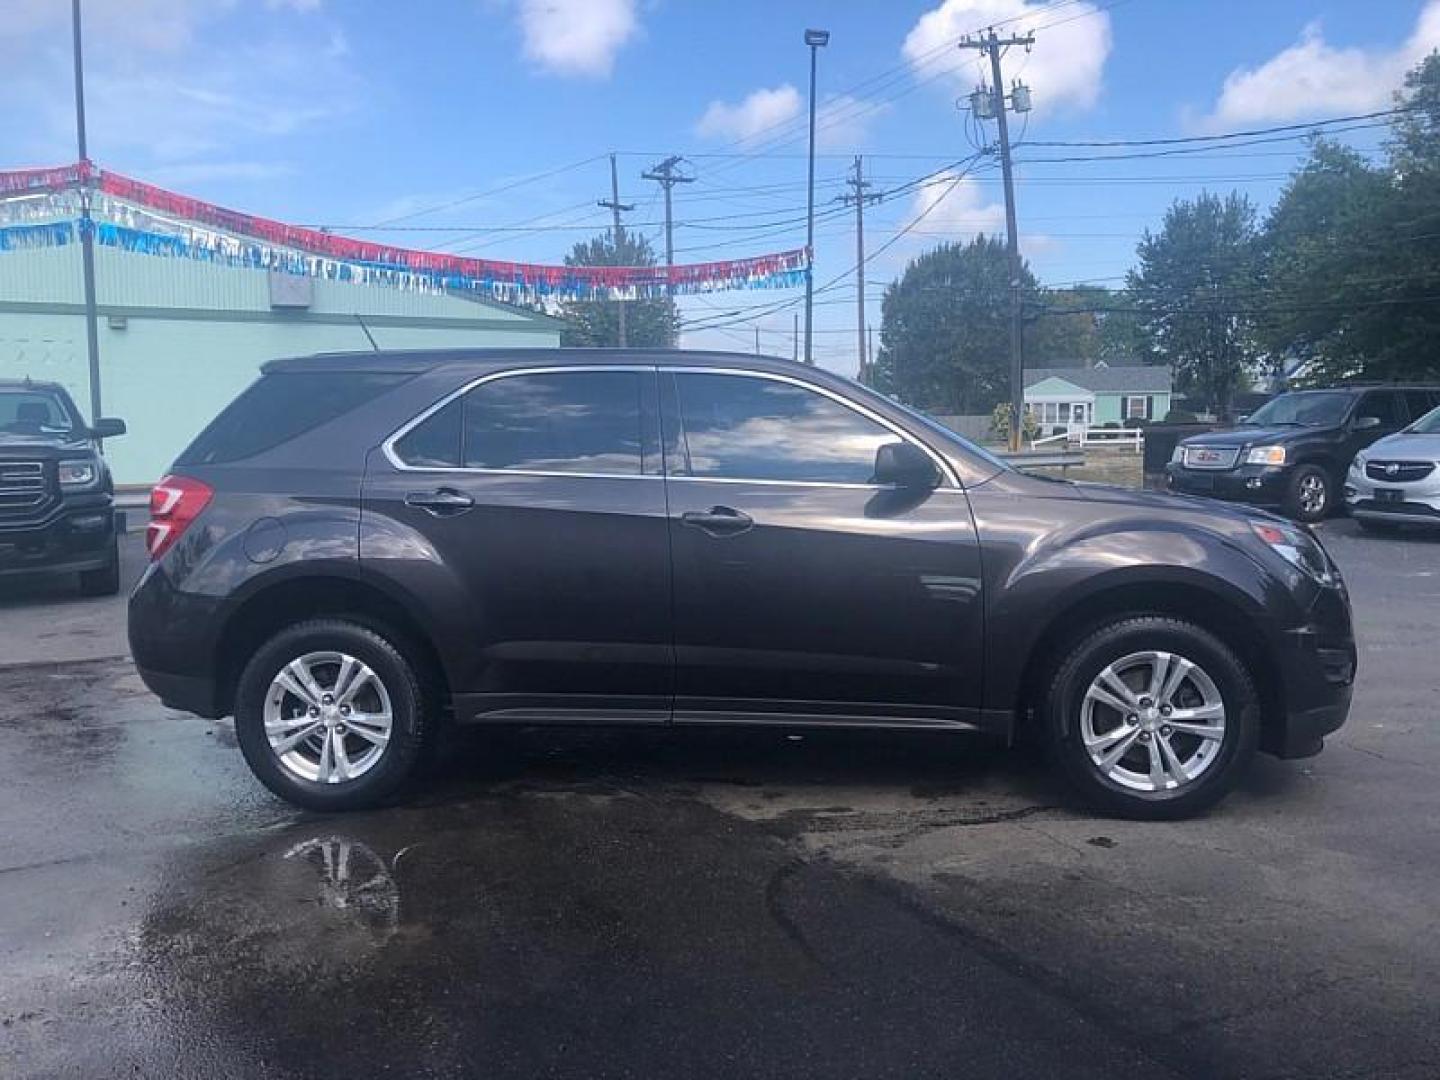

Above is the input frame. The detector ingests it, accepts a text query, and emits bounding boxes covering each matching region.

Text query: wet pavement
[2,520,1438,1079]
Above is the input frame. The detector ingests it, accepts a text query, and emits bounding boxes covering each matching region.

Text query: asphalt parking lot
[2,521,1438,1079]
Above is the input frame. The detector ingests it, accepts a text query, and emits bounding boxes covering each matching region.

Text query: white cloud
[1203,3,1440,128]
[878,170,1057,275]
[517,0,638,78]
[0,5,359,175]
[696,85,802,142]
[901,0,1112,112]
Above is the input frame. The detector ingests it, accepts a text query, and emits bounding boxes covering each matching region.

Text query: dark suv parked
[128,350,1356,819]
[1166,385,1440,522]
[0,379,127,595]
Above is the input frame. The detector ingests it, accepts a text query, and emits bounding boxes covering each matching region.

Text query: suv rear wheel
[1043,616,1259,820]
[234,619,433,811]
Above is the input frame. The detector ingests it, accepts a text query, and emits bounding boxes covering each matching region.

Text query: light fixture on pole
[803,27,829,365]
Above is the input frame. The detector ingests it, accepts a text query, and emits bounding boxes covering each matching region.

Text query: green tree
[1127,192,1260,419]
[557,230,679,348]
[873,237,1096,413]
[1253,55,1440,385]
[1257,139,1393,383]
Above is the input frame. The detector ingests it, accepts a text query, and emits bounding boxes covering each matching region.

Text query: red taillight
[146,474,213,560]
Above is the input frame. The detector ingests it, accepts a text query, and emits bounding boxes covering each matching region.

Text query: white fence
[1033,426,1144,452]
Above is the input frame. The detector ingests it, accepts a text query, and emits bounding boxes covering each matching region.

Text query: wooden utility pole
[597,153,635,346]
[839,156,881,384]
[642,156,694,296]
[959,29,1034,450]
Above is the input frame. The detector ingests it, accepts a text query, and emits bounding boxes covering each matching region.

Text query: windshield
[1409,405,1440,434]
[0,390,79,435]
[1245,391,1352,427]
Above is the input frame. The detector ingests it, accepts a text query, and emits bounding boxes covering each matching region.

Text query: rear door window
[461,370,645,475]
[179,371,408,465]
[1403,390,1440,425]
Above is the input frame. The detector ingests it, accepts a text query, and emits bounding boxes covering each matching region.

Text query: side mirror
[1353,415,1381,431]
[873,441,940,489]
[92,417,127,439]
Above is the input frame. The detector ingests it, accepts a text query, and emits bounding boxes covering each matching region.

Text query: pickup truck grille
[0,461,49,513]
[1365,460,1435,484]
[1182,445,1241,470]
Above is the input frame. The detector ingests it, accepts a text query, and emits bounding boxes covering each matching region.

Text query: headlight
[1251,521,1336,586]
[1170,444,1185,464]
[1349,453,1367,474]
[58,459,98,487]
[1245,445,1287,466]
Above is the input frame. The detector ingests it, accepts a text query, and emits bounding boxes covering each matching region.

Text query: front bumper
[0,499,118,577]
[1344,468,1440,526]
[1166,463,1291,506]
[1265,583,1356,759]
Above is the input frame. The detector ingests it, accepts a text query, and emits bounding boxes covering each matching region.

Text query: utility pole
[793,313,799,363]
[754,325,761,355]
[960,29,1034,450]
[803,28,830,365]
[642,155,694,296]
[71,0,102,428]
[839,156,881,384]
[867,323,874,385]
[598,153,635,347]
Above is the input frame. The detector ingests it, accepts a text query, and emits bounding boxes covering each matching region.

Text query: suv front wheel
[1284,464,1333,523]
[234,620,433,811]
[1043,616,1260,820]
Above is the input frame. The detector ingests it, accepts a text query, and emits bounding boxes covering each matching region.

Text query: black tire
[1284,464,1333,523]
[78,539,121,597]
[1042,616,1260,820]
[234,619,433,811]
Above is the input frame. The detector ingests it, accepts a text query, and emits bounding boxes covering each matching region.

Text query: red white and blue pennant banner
[0,162,808,303]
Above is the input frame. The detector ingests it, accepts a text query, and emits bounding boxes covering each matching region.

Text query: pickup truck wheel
[234,620,433,811]
[78,539,121,597]
[1284,464,1332,522]
[1043,616,1259,820]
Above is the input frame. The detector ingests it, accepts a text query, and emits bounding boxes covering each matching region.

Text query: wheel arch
[1011,579,1285,753]
[213,572,451,720]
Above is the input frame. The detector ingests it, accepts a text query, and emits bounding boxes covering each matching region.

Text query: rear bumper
[0,501,117,577]
[128,562,226,718]
[1166,463,1291,506]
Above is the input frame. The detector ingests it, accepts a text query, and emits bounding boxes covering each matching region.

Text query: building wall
[1093,392,1173,424]
[0,247,561,484]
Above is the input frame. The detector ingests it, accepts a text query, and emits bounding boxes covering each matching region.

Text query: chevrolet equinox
[128,350,1356,819]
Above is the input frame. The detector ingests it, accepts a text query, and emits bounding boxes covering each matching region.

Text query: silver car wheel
[263,651,393,785]
[1298,473,1327,515]
[1080,650,1227,793]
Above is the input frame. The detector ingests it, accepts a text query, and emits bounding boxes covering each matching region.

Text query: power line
[369,154,608,227]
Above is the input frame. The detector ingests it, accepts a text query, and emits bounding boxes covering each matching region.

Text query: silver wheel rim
[263,651,393,785]
[1081,650,1227,794]
[1299,474,1326,514]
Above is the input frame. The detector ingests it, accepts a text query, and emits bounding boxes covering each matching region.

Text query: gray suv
[128,350,1356,819]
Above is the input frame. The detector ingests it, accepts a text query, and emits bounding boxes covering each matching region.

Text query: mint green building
[1024,362,1173,436]
[0,245,562,485]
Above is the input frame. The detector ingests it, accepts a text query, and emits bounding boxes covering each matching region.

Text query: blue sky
[4,0,1438,372]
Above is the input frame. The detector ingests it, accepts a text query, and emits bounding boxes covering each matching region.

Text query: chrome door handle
[404,488,475,516]
[680,506,753,536]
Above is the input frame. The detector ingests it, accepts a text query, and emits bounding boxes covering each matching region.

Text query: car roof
[263,348,823,377]
[0,379,69,393]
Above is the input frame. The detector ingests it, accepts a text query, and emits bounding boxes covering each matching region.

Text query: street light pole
[72,0,103,427]
[803,28,829,366]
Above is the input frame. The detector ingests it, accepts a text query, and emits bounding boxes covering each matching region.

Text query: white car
[1345,404,1440,531]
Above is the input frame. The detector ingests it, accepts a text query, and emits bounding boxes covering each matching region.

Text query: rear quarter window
[177,371,409,466]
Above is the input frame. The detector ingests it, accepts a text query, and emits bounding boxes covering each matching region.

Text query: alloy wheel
[1298,474,1327,515]
[1080,650,1227,793]
[263,651,394,784]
